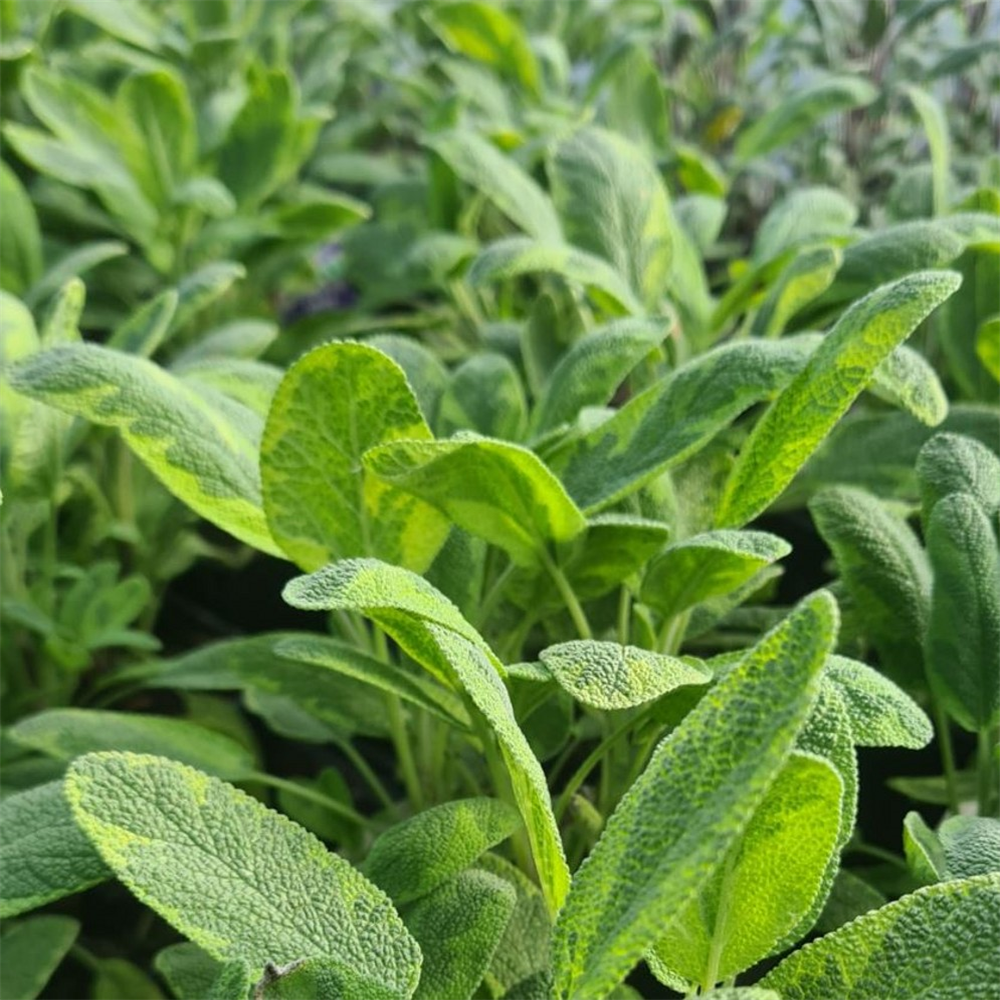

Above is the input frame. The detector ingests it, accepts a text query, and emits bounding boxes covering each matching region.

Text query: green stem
[617,586,632,646]
[250,772,369,827]
[848,839,909,870]
[477,559,516,630]
[659,609,691,656]
[331,734,395,813]
[977,728,996,816]
[932,699,960,814]
[702,851,738,991]
[540,547,592,640]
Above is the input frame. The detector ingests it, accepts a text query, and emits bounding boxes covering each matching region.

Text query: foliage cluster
[0,1,998,998]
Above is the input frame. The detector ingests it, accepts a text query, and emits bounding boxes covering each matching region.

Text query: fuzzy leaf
[407,870,516,1000]
[641,530,791,620]
[438,353,528,441]
[0,161,42,295]
[66,752,422,992]
[153,943,221,1000]
[6,343,277,553]
[365,437,587,567]
[938,817,1000,879]
[261,342,448,572]
[0,915,79,1000]
[256,957,406,1000]
[551,591,837,1000]
[749,245,842,338]
[917,431,1000,524]
[549,127,673,309]
[926,493,1000,731]
[760,874,1000,999]
[362,798,520,905]
[9,709,255,780]
[538,640,709,710]
[0,781,110,917]
[650,753,843,987]
[717,271,961,526]
[870,344,948,427]
[752,188,856,263]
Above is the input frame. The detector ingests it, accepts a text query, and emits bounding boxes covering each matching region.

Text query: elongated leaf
[0,915,79,1000]
[26,240,128,309]
[9,709,255,779]
[407,870,516,1000]
[905,85,950,217]
[106,290,178,357]
[91,957,165,1000]
[0,161,42,294]
[641,530,791,620]
[531,319,665,435]
[976,315,999,382]
[261,342,448,572]
[538,641,708,710]
[550,127,673,309]
[917,432,1000,524]
[155,943,223,1000]
[362,798,520,905]
[870,344,948,426]
[752,188,856,263]
[760,874,1000,999]
[749,245,842,338]
[717,271,961,526]
[66,753,422,991]
[651,753,843,987]
[926,493,1000,731]
[438,353,528,441]
[467,237,643,315]
[426,131,559,241]
[365,437,586,566]
[551,591,837,1000]
[283,561,571,914]
[551,337,815,512]
[937,817,1000,879]
[734,76,877,162]
[809,486,930,689]
[825,656,933,749]
[367,334,449,427]
[7,343,278,553]
[0,781,110,917]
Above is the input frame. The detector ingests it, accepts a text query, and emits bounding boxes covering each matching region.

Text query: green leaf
[752,188,857,263]
[425,130,560,241]
[92,957,165,1000]
[531,319,665,436]
[809,486,930,689]
[549,127,673,309]
[274,634,468,727]
[9,709,256,779]
[365,436,587,567]
[366,334,449,428]
[427,1,540,95]
[650,753,843,988]
[904,85,950,217]
[0,780,110,917]
[551,591,837,1000]
[641,530,791,620]
[438,353,528,441]
[467,237,643,315]
[256,957,406,1000]
[925,493,1000,731]
[824,656,933,749]
[976,315,999,382]
[172,261,245,331]
[917,432,1000,524]
[717,271,961,527]
[405,870,515,1000]
[749,245,843,338]
[869,344,948,427]
[0,915,79,1000]
[66,752,422,991]
[538,641,709,709]
[260,342,448,572]
[938,817,1000,879]
[816,869,887,934]
[551,337,814,512]
[6,343,278,554]
[283,560,571,914]
[26,240,128,309]
[361,798,521,905]
[154,943,221,1000]
[759,874,1000,999]
[0,161,42,294]
[734,76,877,162]
[106,290,179,358]
[904,811,949,884]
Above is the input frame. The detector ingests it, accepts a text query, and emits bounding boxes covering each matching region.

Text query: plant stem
[250,772,369,827]
[617,586,632,646]
[977,728,996,816]
[932,699,960,814]
[331,734,395,813]
[659,609,691,656]
[477,559,516,630]
[540,546,592,640]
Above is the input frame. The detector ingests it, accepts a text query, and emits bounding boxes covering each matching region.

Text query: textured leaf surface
[154,943,221,1000]
[551,337,814,512]
[926,493,1000,731]
[283,561,570,912]
[538,640,709,709]
[257,957,405,1000]
[825,656,933,749]
[9,709,255,779]
[651,753,843,986]
[809,486,931,689]
[406,870,516,1000]
[641,530,791,620]
[551,591,837,1000]
[938,817,1000,879]
[365,437,586,566]
[467,237,642,315]
[0,915,79,1000]
[550,127,673,309]
[717,271,961,526]
[7,343,277,553]
[870,344,949,426]
[362,798,520,904]
[752,188,856,262]
[0,781,110,917]
[917,431,1000,523]
[261,343,448,572]
[438,353,528,441]
[749,244,842,338]
[66,753,422,991]
[760,874,1000,999]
